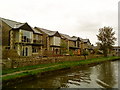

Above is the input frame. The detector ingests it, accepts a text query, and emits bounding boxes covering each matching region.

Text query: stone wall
[2,55,102,69]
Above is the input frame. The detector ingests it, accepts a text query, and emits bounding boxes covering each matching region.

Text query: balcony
[21,36,32,43]
[33,40,43,45]
[15,36,32,45]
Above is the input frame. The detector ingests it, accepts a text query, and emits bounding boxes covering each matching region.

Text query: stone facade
[1,18,43,58]
[35,27,62,56]
[1,18,93,58]
[2,55,102,69]
[113,46,120,56]
[1,20,11,49]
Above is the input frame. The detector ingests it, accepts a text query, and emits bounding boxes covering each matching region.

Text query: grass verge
[2,56,120,81]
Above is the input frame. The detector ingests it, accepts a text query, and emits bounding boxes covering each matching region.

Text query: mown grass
[2,62,63,75]
[2,56,120,81]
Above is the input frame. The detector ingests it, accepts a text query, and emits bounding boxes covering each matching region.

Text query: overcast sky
[0,0,119,45]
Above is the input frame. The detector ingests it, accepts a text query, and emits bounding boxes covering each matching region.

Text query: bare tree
[96,26,116,57]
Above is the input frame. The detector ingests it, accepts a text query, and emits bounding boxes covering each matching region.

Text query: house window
[35,35,39,40]
[32,48,38,53]
[14,46,16,49]
[5,46,10,50]
[74,41,76,46]
[77,42,80,47]
[53,36,60,46]
[20,30,32,43]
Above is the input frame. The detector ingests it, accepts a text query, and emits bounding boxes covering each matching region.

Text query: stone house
[1,18,43,57]
[34,27,61,56]
[112,46,120,56]
[60,34,81,55]
[82,39,93,54]
[32,28,43,56]
[1,17,93,57]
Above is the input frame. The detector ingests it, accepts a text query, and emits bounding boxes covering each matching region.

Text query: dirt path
[1,64,63,78]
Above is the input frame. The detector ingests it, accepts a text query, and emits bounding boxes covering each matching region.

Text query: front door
[22,46,29,56]
[56,49,58,54]
[25,47,28,56]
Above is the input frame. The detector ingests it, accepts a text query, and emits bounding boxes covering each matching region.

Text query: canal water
[8,60,119,88]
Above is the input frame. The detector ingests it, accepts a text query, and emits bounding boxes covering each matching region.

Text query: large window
[20,30,33,43]
[32,48,38,53]
[53,36,61,46]
[74,41,76,46]
[77,41,80,47]
[32,47,40,53]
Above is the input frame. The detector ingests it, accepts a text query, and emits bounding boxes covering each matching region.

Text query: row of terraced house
[1,18,94,57]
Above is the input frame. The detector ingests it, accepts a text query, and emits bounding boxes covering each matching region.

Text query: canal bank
[6,60,119,88]
[2,56,120,87]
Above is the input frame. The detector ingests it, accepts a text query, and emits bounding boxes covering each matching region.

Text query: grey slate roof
[82,39,89,43]
[1,18,34,32]
[35,27,57,36]
[1,18,23,28]
[32,28,42,35]
[61,34,81,41]
[71,36,79,41]
[60,34,72,40]
[14,23,26,29]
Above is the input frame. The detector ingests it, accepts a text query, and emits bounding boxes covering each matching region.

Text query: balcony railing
[21,36,32,43]
[33,40,43,44]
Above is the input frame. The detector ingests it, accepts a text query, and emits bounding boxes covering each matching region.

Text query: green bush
[69,50,74,56]
[97,50,103,54]
[83,50,88,56]
[2,49,19,59]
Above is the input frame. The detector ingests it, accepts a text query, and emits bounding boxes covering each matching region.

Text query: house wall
[1,21,12,48]
[16,45,32,56]
[10,30,14,49]
[33,34,42,41]
[69,40,76,47]
[32,34,43,56]
[19,29,33,43]
[13,29,33,56]
[113,47,120,56]
[50,37,54,45]
[84,42,92,50]
[76,41,81,48]
[0,20,1,46]
[36,30,48,50]
[14,30,19,42]
[32,46,42,55]
[53,36,61,46]
[50,36,61,46]
[60,39,68,54]
[33,34,43,45]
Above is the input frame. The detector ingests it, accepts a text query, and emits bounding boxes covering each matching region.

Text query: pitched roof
[61,34,81,41]
[82,39,90,43]
[1,18,34,32]
[32,28,42,35]
[60,33,72,40]
[14,23,25,28]
[71,36,81,41]
[35,27,58,36]
[1,18,23,28]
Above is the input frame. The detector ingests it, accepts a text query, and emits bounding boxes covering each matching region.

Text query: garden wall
[2,55,102,69]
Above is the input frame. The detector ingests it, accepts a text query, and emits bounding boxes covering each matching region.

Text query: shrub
[83,50,88,56]
[2,49,19,59]
[69,50,74,56]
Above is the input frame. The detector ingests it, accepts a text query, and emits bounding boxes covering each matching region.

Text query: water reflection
[96,61,118,88]
[6,60,118,88]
